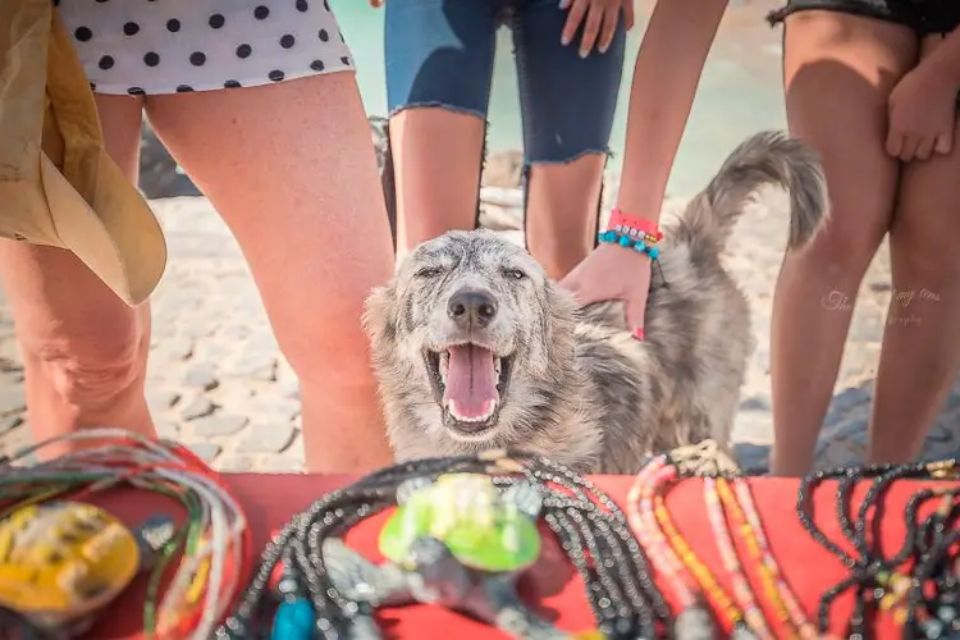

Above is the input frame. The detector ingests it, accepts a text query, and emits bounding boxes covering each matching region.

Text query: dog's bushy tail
[680,131,828,251]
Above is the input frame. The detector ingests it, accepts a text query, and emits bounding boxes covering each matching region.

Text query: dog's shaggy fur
[364,132,828,474]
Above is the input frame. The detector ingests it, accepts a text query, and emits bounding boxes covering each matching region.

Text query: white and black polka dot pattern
[56,0,353,96]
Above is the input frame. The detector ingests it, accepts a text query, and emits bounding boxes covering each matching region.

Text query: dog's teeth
[447,399,497,423]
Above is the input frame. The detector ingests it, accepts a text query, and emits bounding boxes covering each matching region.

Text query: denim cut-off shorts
[768,0,960,36]
[384,0,626,165]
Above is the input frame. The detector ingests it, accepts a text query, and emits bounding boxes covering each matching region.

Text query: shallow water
[331,0,787,196]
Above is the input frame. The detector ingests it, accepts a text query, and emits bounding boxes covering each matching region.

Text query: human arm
[561,0,728,338]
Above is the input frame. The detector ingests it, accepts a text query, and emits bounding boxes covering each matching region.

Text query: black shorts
[768,0,960,35]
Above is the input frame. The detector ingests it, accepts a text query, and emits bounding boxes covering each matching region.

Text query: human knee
[793,210,887,285]
[892,219,960,287]
[22,326,145,410]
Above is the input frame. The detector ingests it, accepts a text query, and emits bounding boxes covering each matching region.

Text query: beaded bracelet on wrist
[599,208,664,260]
[597,229,662,260]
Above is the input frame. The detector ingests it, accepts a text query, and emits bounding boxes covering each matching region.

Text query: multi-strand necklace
[0,428,250,640]
[797,459,960,638]
[629,454,738,639]
[216,451,670,640]
[711,476,816,639]
[628,443,813,640]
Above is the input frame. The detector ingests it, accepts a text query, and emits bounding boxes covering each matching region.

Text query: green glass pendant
[379,473,541,573]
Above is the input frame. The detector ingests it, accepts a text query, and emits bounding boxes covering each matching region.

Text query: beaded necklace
[703,477,773,640]
[797,459,960,637]
[630,444,822,640]
[627,453,757,640]
[0,428,250,640]
[902,489,960,638]
[720,477,817,640]
[217,451,671,640]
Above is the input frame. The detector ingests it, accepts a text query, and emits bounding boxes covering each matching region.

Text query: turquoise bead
[618,235,632,248]
[601,230,617,244]
[647,246,660,260]
[271,598,315,640]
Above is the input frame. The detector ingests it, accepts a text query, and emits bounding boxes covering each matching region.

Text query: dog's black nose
[447,289,498,327]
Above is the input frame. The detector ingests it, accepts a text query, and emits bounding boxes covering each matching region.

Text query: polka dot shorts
[56,0,354,95]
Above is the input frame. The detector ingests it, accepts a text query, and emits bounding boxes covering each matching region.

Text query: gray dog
[363,132,827,474]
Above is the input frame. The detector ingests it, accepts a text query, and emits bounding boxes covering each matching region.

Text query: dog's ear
[363,283,399,347]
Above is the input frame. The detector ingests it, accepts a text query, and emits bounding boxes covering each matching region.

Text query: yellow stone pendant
[0,501,140,630]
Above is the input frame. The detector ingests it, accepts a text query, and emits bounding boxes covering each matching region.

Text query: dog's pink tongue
[443,344,498,419]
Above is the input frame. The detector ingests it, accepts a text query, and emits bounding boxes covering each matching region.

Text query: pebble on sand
[183,364,219,391]
[238,423,296,454]
[0,389,26,416]
[181,396,217,421]
[188,442,222,464]
[192,414,250,438]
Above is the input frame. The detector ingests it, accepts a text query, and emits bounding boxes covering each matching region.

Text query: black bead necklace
[797,460,960,637]
[902,490,960,639]
[214,451,670,639]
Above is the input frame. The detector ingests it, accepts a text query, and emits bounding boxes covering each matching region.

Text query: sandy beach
[2,166,958,472]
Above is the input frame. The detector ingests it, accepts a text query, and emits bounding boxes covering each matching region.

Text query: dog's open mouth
[424,344,513,435]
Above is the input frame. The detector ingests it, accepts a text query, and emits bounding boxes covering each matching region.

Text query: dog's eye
[414,266,443,278]
[502,268,526,281]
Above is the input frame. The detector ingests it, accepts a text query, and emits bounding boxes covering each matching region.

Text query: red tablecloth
[80,473,947,639]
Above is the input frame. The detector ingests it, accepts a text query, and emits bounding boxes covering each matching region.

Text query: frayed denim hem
[387,101,488,121]
[525,147,612,166]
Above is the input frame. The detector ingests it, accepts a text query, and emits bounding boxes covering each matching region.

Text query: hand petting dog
[561,244,652,342]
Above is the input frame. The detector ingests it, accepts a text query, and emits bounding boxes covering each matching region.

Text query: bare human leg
[525,154,605,280]
[145,73,395,473]
[390,108,486,260]
[769,11,916,475]
[0,95,153,458]
[870,33,960,462]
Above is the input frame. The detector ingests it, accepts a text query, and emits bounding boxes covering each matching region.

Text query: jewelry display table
[84,473,943,639]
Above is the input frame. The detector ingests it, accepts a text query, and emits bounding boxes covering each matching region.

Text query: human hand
[561,243,652,340]
[886,64,959,161]
[560,0,635,58]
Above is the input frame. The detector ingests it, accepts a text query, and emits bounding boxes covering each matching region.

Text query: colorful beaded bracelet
[600,208,663,260]
[598,229,662,260]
